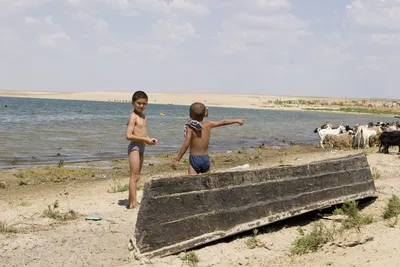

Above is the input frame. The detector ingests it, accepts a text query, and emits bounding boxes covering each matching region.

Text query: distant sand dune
[0,90,398,110]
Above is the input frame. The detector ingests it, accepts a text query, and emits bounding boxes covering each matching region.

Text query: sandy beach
[1,145,400,267]
[1,90,397,111]
[2,90,400,266]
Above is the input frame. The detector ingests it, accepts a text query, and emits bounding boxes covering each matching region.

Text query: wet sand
[1,144,400,267]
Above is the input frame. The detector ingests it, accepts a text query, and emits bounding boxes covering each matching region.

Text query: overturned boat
[133,154,377,258]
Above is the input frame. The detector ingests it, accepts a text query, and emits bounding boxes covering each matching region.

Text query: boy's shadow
[118,199,129,207]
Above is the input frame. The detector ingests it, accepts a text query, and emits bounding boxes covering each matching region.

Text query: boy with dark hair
[126,90,157,209]
[172,102,244,174]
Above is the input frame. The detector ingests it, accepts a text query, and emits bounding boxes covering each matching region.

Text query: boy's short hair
[132,91,148,102]
[190,102,206,121]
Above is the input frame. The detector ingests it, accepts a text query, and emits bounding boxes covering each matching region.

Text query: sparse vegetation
[0,221,18,234]
[42,200,78,221]
[305,107,400,116]
[333,200,373,231]
[383,195,400,220]
[179,251,199,267]
[58,159,64,168]
[290,222,334,255]
[237,146,247,154]
[245,229,264,249]
[107,177,129,193]
[19,201,32,207]
[371,167,382,179]
[291,200,374,255]
[14,166,99,183]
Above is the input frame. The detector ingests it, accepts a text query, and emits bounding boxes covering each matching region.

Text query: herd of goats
[314,121,400,154]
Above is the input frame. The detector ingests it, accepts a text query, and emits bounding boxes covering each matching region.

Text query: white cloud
[0,0,50,17]
[346,0,400,30]
[63,0,208,16]
[44,15,56,26]
[73,12,109,30]
[235,13,309,31]
[37,32,71,48]
[24,16,42,25]
[9,0,49,9]
[152,19,197,42]
[212,0,290,10]
[370,33,400,45]
[98,41,165,61]
[167,0,209,15]
[216,5,311,57]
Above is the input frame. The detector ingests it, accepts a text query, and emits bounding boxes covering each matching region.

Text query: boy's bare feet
[126,201,140,209]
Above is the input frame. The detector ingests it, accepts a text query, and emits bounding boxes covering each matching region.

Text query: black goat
[378,131,400,154]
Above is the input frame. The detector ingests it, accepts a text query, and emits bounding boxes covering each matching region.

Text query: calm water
[0,97,392,168]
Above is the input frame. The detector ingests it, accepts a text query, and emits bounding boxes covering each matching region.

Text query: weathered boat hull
[133,154,377,258]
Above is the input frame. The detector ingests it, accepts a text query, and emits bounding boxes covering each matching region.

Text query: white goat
[354,125,377,148]
[316,125,346,148]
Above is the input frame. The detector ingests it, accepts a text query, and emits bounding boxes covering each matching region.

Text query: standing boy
[172,102,244,174]
[126,91,157,209]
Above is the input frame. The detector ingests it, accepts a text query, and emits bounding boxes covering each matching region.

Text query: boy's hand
[171,159,179,170]
[150,138,158,145]
[145,137,158,145]
[237,119,244,126]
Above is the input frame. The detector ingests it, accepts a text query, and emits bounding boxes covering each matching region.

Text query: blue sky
[0,0,399,98]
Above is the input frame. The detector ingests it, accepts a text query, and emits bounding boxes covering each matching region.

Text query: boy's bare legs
[188,164,197,175]
[128,151,143,209]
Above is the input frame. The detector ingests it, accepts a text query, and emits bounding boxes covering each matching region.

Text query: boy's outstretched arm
[126,114,156,145]
[172,128,193,170]
[210,119,244,128]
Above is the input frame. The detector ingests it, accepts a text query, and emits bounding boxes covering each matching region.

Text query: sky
[0,0,399,99]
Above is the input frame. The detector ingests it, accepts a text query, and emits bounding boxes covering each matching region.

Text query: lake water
[0,96,392,168]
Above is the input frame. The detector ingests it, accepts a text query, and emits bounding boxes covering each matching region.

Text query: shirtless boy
[172,102,244,174]
[126,91,157,209]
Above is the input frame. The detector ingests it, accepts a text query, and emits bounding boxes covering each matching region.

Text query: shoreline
[2,144,400,267]
[0,143,296,171]
[1,91,399,117]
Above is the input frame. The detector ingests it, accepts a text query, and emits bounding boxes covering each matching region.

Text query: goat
[378,131,400,154]
[314,122,332,133]
[367,126,383,147]
[315,125,346,148]
[353,124,377,149]
[324,132,354,149]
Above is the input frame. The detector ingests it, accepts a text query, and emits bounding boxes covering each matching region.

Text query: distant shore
[1,90,400,116]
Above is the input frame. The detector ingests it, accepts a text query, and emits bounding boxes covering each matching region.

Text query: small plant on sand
[179,251,199,267]
[245,228,264,249]
[0,221,18,234]
[107,177,129,193]
[290,221,334,255]
[237,146,247,154]
[58,159,64,168]
[371,167,381,179]
[42,200,78,221]
[383,195,400,227]
[333,200,373,231]
[19,201,32,207]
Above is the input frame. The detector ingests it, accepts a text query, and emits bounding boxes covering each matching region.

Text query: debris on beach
[231,163,250,170]
[85,216,102,221]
